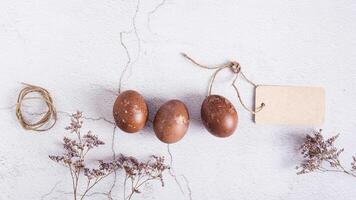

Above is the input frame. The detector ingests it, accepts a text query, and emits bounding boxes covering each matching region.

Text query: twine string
[181,53,265,114]
[231,75,265,114]
[16,83,57,132]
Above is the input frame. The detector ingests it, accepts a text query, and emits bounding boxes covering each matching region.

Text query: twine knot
[227,61,241,74]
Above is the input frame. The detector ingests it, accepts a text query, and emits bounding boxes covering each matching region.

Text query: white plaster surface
[1,0,356,199]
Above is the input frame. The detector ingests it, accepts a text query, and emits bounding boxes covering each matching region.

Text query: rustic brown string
[16,83,57,132]
[181,53,265,114]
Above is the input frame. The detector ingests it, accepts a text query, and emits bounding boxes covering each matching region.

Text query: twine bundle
[181,53,265,114]
[16,83,57,132]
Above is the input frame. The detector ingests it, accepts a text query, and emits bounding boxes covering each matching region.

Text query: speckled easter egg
[153,100,189,144]
[201,95,238,137]
[113,90,148,133]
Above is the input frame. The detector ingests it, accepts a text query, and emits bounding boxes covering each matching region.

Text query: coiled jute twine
[16,83,57,132]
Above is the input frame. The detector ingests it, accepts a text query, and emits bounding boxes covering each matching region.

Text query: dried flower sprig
[49,111,170,200]
[49,111,120,200]
[297,129,356,178]
[118,154,170,200]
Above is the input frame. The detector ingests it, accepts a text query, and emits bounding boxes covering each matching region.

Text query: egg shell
[201,95,238,137]
[153,100,190,144]
[113,90,148,133]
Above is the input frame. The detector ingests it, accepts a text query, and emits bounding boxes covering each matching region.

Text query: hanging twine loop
[16,83,57,132]
[181,53,265,114]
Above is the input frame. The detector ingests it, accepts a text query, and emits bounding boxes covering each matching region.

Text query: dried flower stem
[297,129,356,179]
[120,155,170,200]
[49,111,120,200]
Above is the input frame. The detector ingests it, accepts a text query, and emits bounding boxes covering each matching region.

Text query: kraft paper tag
[255,85,325,125]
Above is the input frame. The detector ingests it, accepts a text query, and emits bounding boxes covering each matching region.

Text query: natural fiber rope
[231,75,264,114]
[16,83,57,132]
[181,53,265,114]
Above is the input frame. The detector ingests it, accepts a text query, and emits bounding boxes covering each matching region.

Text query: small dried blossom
[83,168,105,180]
[351,156,356,171]
[83,131,105,149]
[297,129,356,178]
[98,160,122,172]
[65,111,83,133]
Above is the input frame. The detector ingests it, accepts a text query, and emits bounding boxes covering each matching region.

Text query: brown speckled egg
[201,95,238,137]
[113,90,148,133]
[153,100,189,144]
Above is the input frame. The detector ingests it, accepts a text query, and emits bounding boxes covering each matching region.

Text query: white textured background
[1,0,356,199]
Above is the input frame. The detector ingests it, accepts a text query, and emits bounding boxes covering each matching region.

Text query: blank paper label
[255,85,325,126]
